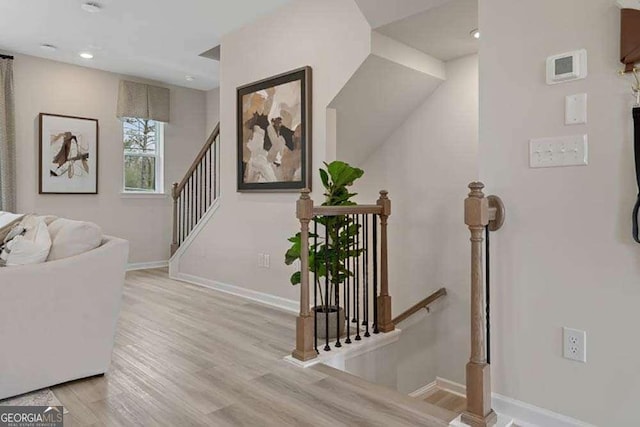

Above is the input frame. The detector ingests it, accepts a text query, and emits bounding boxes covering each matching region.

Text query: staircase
[285,183,507,426]
[167,124,510,425]
[170,123,220,256]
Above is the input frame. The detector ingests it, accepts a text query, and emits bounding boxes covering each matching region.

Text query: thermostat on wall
[546,49,587,85]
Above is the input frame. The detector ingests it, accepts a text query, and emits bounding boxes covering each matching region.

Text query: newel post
[376,190,395,333]
[171,182,179,256]
[292,189,317,361]
[462,182,497,427]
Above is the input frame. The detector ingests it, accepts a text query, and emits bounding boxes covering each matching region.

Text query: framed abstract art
[39,113,99,194]
[237,66,312,192]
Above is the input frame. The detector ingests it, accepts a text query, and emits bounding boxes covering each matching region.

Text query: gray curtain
[0,58,15,212]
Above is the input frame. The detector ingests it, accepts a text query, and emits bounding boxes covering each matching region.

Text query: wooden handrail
[312,205,383,216]
[173,123,219,198]
[392,288,446,325]
[170,122,220,255]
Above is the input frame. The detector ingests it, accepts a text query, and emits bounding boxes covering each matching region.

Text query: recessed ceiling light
[40,44,57,52]
[185,75,195,81]
[79,52,94,59]
[81,2,102,13]
[470,29,480,39]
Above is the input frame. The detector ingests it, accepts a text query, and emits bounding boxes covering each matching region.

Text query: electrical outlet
[257,253,270,268]
[563,327,586,363]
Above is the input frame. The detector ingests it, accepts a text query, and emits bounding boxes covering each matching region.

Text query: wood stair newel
[376,190,394,333]
[292,189,317,361]
[462,182,504,427]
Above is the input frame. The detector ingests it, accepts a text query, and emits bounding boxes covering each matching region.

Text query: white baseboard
[434,377,467,397]
[450,414,515,427]
[491,392,596,427]
[411,378,594,427]
[172,272,298,314]
[410,377,465,399]
[127,260,169,271]
[409,380,438,398]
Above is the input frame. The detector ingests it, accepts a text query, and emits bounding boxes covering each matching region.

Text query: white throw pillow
[0,216,52,266]
[0,212,24,242]
[47,218,103,261]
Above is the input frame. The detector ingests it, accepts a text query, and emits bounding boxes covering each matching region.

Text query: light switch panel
[530,135,588,168]
[565,93,587,125]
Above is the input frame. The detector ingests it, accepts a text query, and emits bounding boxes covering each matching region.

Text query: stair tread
[312,364,456,425]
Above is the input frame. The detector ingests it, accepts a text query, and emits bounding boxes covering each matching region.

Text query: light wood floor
[423,389,466,415]
[53,269,452,426]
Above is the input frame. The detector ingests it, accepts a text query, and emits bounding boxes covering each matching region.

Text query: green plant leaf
[290,271,301,285]
[287,232,301,243]
[319,168,330,189]
[327,161,364,189]
[285,241,301,265]
[327,161,348,186]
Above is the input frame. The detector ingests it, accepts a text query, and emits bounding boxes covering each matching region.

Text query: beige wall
[356,54,478,393]
[179,0,372,301]
[481,1,638,424]
[13,54,206,264]
[206,87,220,137]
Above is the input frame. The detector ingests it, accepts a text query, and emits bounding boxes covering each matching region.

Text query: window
[123,118,164,193]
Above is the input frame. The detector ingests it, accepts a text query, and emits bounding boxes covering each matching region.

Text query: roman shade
[116,80,170,123]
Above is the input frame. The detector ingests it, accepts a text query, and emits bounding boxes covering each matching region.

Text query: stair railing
[292,189,394,361]
[462,182,505,427]
[392,288,447,325]
[171,123,220,255]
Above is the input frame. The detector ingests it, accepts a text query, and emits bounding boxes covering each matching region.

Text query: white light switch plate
[565,93,587,125]
[529,135,588,168]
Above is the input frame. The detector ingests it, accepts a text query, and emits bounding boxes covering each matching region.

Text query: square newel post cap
[465,182,489,227]
[377,190,391,216]
[297,188,314,221]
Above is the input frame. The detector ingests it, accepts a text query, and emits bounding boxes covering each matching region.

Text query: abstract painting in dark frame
[236,66,312,192]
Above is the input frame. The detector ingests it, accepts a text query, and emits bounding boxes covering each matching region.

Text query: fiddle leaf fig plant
[285,161,364,311]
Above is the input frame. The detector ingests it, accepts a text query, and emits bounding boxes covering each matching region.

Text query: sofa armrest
[0,236,129,399]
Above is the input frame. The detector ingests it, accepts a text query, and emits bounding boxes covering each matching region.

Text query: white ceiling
[0,0,290,91]
[376,0,478,61]
[354,0,451,29]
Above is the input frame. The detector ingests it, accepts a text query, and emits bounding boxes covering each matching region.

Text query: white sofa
[0,236,129,400]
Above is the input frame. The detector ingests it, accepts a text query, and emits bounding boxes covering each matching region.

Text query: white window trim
[122,120,165,195]
[120,192,168,199]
